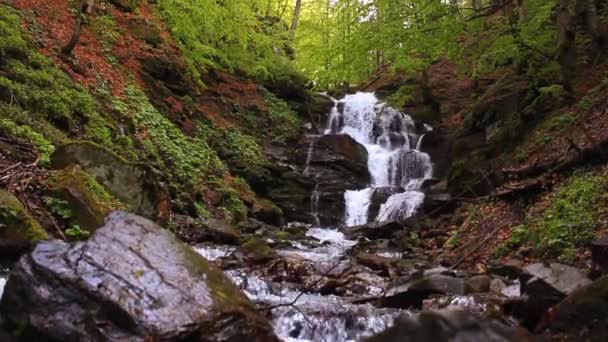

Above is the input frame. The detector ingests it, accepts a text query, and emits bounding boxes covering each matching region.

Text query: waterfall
[310,184,321,226]
[327,92,432,226]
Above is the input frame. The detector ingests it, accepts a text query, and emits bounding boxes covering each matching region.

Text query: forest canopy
[157,0,607,89]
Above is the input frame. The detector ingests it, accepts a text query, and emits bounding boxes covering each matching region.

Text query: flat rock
[0,211,276,341]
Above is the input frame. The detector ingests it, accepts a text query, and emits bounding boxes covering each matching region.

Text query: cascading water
[322,92,433,226]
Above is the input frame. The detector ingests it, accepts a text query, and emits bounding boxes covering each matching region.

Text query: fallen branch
[449,223,507,270]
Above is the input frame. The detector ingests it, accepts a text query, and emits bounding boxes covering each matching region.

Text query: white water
[324,92,432,226]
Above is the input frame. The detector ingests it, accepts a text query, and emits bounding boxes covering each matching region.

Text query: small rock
[241,238,278,262]
[0,190,48,257]
[466,275,492,293]
[490,278,507,294]
[195,218,240,245]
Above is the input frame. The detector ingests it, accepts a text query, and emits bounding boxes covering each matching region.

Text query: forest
[0,0,607,341]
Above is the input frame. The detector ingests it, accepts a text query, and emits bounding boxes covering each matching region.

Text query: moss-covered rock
[241,238,277,262]
[0,190,48,256]
[46,165,123,231]
[51,142,169,223]
[195,218,240,245]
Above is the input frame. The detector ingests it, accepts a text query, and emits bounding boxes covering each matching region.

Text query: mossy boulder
[195,218,240,245]
[241,238,277,262]
[51,142,169,223]
[0,190,48,256]
[47,165,121,231]
[0,211,277,340]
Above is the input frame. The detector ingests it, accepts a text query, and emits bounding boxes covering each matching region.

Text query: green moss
[239,90,300,144]
[0,190,49,250]
[0,5,129,157]
[500,170,608,261]
[46,165,124,231]
[90,14,120,64]
[0,119,55,165]
[113,85,227,187]
[530,171,607,257]
[240,237,277,261]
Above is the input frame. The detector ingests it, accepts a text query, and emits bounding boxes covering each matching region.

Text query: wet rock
[0,190,48,257]
[521,263,592,296]
[308,93,335,126]
[466,275,492,293]
[356,253,399,278]
[514,263,592,329]
[488,258,524,280]
[47,165,117,231]
[0,211,276,341]
[536,274,608,340]
[297,134,370,225]
[490,278,507,295]
[421,192,453,215]
[241,238,278,263]
[194,218,240,245]
[344,219,412,240]
[366,309,529,342]
[51,142,169,223]
[368,187,404,222]
[381,274,467,309]
[250,198,284,227]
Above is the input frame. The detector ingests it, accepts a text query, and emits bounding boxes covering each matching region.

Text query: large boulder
[537,274,608,340]
[0,212,277,341]
[512,263,592,329]
[51,142,169,223]
[268,134,370,225]
[0,190,48,257]
[368,187,404,222]
[47,165,119,231]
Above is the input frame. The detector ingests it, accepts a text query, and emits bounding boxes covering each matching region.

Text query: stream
[197,92,437,341]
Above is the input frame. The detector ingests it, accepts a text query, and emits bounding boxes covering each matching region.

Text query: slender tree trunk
[518,0,528,22]
[577,0,603,47]
[289,0,302,41]
[471,0,482,10]
[62,0,94,56]
[556,0,576,88]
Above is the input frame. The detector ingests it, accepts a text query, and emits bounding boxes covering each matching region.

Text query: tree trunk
[577,0,603,47]
[471,0,482,10]
[518,0,528,22]
[556,0,576,88]
[289,0,302,41]
[61,0,95,56]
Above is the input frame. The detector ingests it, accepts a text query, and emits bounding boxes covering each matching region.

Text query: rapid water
[325,92,433,226]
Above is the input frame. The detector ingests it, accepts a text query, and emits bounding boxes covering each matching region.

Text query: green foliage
[0,5,123,154]
[497,170,607,261]
[65,224,90,240]
[531,171,607,257]
[113,86,227,187]
[294,0,560,87]
[261,90,300,143]
[43,196,73,220]
[0,119,55,165]
[156,0,291,80]
[90,14,120,64]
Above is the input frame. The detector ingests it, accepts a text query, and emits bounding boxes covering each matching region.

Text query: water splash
[323,92,433,226]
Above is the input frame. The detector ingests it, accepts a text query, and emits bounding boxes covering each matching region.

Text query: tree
[289,0,302,41]
[61,0,95,56]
